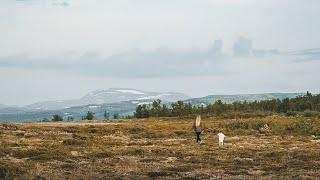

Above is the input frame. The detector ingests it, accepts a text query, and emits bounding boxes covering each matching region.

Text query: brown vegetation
[1,116,320,179]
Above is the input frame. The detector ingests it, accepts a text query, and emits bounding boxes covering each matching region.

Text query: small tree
[42,118,50,122]
[113,113,119,119]
[104,111,110,120]
[86,111,94,120]
[134,104,149,118]
[52,115,63,122]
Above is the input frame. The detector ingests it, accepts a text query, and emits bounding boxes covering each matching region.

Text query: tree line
[134,92,320,118]
[51,111,124,122]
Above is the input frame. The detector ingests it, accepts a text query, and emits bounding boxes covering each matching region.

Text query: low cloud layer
[15,0,70,6]
[0,38,319,78]
[0,39,227,78]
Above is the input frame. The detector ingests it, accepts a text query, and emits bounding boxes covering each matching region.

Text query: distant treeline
[134,92,320,118]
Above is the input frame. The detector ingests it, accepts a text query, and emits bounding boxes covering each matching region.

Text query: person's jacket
[193,122,205,133]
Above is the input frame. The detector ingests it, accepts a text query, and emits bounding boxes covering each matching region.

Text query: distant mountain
[0,92,307,122]
[185,93,305,105]
[0,104,7,109]
[0,104,19,110]
[0,101,138,122]
[0,98,166,122]
[23,88,190,110]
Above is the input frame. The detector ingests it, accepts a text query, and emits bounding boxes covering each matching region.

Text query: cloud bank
[0,38,227,78]
[0,37,319,78]
[15,0,70,6]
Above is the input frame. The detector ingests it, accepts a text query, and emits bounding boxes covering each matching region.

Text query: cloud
[233,36,279,57]
[51,1,70,7]
[15,0,70,6]
[0,40,227,78]
[206,0,259,5]
[0,38,318,78]
[233,36,253,57]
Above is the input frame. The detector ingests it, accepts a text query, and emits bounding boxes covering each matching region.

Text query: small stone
[248,170,265,176]
[71,151,79,156]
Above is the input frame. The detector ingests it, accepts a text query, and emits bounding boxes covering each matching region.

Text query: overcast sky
[1,0,320,105]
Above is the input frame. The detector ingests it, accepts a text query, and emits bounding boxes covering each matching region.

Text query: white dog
[217,132,225,146]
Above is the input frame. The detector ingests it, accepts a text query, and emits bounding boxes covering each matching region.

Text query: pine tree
[86,111,94,120]
[52,115,63,122]
[113,113,119,119]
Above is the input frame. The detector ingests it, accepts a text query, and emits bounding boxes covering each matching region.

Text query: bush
[219,118,320,136]
[285,111,297,117]
[301,110,319,118]
[0,161,25,179]
[52,115,63,122]
[63,139,85,146]
[174,130,188,136]
[86,111,94,120]
[147,171,170,178]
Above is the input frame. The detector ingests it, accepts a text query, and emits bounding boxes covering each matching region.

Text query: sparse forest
[134,92,320,119]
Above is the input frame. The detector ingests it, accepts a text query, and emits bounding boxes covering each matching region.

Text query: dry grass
[1,116,320,179]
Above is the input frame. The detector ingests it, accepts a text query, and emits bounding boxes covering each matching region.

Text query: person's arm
[200,122,205,132]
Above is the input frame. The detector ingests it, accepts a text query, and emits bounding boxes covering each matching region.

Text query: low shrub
[285,111,297,117]
[63,138,85,146]
[219,118,320,136]
[147,171,170,178]
[0,161,25,179]
[174,130,188,136]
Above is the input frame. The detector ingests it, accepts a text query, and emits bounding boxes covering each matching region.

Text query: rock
[234,157,254,164]
[311,135,320,140]
[166,157,177,162]
[248,170,265,176]
[289,146,298,150]
[259,124,271,134]
[71,151,79,156]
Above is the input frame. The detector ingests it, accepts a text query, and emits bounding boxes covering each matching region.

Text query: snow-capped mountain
[23,88,191,110]
[0,92,307,122]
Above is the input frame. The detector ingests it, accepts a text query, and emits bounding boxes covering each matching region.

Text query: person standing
[193,115,205,143]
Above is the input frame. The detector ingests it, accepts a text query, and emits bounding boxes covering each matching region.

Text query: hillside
[24,88,190,111]
[0,92,308,122]
[185,93,304,105]
[0,101,137,122]
[1,116,320,179]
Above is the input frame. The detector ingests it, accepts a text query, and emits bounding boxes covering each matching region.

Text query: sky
[0,0,320,105]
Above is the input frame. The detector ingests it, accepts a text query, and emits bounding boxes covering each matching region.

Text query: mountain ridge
[0,91,308,122]
[23,88,190,110]
[185,92,305,105]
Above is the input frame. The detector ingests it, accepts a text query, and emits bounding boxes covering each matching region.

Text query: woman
[193,115,205,143]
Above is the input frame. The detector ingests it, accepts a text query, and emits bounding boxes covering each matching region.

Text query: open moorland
[1,116,320,179]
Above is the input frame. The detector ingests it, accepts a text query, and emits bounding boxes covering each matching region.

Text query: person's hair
[195,115,201,127]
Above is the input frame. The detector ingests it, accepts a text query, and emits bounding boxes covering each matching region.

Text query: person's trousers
[196,132,201,143]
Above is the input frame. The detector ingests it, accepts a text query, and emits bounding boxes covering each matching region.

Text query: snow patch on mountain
[138,93,172,100]
[116,89,145,94]
[138,102,153,106]
[22,88,190,111]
